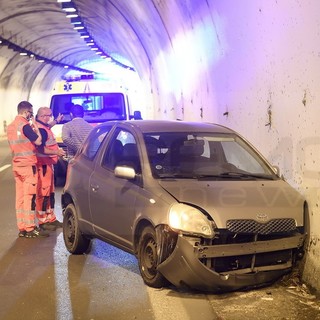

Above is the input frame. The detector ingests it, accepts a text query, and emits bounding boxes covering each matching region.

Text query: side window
[103,129,141,173]
[82,125,112,160]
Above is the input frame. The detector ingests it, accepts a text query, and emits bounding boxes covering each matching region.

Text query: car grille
[226,218,296,234]
[197,219,303,275]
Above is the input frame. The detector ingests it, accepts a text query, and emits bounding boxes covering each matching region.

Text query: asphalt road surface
[0,138,319,320]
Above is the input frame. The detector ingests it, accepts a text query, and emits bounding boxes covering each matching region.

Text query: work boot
[40,220,63,231]
[18,230,26,237]
[25,227,50,238]
[49,220,63,228]
[40,223,57,231]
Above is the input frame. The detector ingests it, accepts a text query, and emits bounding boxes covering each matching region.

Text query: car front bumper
[157,233,305,292]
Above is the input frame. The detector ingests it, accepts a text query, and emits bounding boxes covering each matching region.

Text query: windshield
[50,92,127,123]
[143,132,278,180]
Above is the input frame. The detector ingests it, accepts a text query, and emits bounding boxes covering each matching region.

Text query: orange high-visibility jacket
[36,122,59,165]
[7,116,37,167]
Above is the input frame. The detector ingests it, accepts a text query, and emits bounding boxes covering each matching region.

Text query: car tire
[63,203,91,254]
[137,225,169,288]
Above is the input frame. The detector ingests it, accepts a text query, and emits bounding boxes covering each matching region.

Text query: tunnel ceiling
[0,0,208,119]
[0,0,159,78]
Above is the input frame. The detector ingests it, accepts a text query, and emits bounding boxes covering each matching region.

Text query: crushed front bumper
[157,233,305,292]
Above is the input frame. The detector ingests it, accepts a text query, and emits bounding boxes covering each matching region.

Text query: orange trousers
[36,164,57,224]
[13,165,38,232]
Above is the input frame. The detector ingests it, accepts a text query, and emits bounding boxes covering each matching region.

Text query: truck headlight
[169,203,214,238]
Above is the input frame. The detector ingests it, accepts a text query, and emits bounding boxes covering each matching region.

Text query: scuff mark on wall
[302,89,307,106]
[265,105,272,128]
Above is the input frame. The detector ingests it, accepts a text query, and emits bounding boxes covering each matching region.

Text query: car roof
[100,120,236,134]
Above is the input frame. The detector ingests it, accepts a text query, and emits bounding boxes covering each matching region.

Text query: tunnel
[1,0,320,292]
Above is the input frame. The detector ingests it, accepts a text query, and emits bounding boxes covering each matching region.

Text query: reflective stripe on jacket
[36,122,59,165]
[7,116,37,167]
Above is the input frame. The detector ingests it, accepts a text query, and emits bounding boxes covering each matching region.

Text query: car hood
[158,179,305,227]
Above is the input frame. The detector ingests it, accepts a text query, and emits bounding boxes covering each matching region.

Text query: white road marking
[0,164,11,172]
[54,232,73,320]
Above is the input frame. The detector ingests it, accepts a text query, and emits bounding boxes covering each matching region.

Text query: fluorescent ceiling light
[62,2,76,12]
[80,33,90,39]
[66,13,78,18]
[63,8,76,13]
[70,17,82,24]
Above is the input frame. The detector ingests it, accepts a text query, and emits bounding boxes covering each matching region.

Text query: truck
[49,74,142,182]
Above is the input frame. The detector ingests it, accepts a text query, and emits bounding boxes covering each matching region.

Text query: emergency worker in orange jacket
[35,107,66,231]
[7,101,49,238]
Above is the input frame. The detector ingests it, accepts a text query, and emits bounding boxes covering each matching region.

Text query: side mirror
[114,166,136,180]
[273,165,283,178]
[132,110,142,120]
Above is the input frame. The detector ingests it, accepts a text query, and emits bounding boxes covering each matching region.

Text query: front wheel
[63,203,91,254]
[137,226,169,288]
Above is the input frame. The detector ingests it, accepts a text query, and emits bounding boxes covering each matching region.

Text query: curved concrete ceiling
[1,1,318,124]
[0,0,181,82]
[1,0,223,123]
[1,0,197,120]
[0,0,154,88]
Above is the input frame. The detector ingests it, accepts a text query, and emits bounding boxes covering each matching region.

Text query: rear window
[50,92,127,124]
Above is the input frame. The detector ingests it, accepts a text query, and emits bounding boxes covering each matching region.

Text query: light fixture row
[58,0,135,71]
[0,36,95,74]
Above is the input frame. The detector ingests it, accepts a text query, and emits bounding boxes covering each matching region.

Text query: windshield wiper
[158,173,198,179]
[218,172,275,180]
[158,172,275,180]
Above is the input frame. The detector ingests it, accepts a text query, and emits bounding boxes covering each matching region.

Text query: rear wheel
[137,225,168,288]
[63,203,91,254]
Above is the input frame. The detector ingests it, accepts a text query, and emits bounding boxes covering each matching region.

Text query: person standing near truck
[35,107,66,231]
[62,104,93,158]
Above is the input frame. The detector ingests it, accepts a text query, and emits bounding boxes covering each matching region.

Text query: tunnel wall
[209,0,320,289]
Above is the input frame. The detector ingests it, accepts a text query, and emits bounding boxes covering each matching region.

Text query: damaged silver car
[61,120,306,292]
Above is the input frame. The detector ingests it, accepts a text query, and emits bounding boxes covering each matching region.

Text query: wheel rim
[142,236,158,279]
[65,212,75,246]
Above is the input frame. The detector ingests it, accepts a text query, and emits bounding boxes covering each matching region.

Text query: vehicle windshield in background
[143,133,278,179]
[50,92,127,123]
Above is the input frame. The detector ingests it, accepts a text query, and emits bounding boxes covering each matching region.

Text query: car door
[88,127,142,249]
[67,123,113,222]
